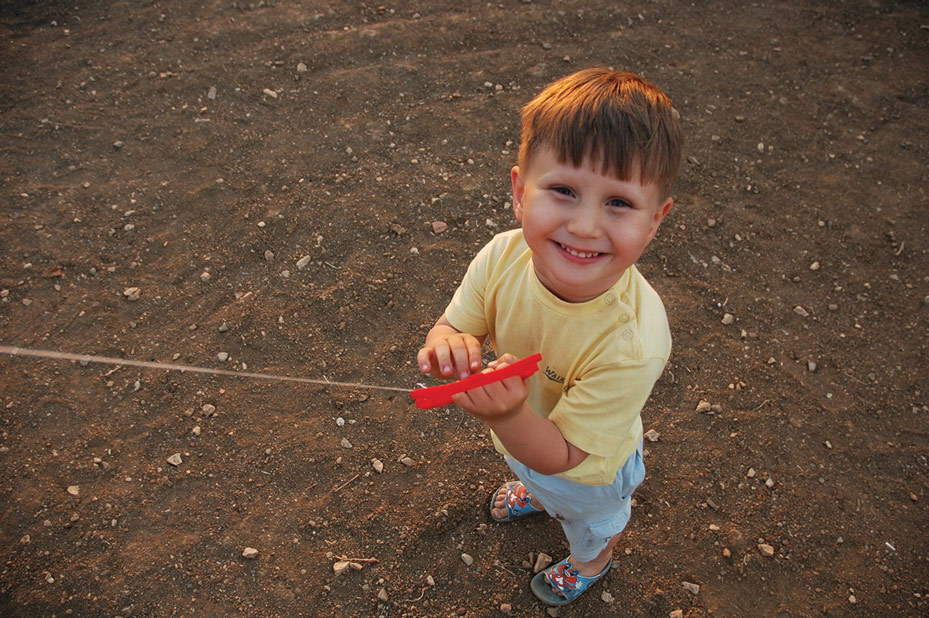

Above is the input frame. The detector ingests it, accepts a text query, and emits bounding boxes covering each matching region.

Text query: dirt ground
[1,1,927,616]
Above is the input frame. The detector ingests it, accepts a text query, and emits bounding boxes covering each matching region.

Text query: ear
[510,166,525,222]
[647,197,673,241]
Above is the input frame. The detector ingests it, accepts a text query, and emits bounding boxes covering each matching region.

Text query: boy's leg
[512,444,645,603]
[564,532,620,577]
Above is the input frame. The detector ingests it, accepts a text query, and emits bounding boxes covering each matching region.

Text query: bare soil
[1,1,928,616]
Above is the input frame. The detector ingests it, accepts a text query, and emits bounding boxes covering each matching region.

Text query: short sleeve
[443,240,494,336]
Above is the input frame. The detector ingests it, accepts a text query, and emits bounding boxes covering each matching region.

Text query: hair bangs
[519,69,683,198]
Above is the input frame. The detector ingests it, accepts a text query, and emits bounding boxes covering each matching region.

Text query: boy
[416,68,682,605]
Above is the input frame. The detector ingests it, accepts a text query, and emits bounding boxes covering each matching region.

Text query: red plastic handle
[410,353,542,409]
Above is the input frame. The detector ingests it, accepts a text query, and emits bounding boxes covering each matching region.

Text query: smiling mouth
[557,242,602,259]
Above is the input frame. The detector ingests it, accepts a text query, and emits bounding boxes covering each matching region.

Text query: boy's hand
[417,329,483,381]
[451,353,530,421]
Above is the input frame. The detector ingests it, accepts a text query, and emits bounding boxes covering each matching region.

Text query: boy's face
[511,146,673,303]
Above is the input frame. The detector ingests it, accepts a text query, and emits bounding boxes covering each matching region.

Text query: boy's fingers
[450,345,472,380]
[466,337,483,371]
[431,342,454,377]
[416,347,434,373]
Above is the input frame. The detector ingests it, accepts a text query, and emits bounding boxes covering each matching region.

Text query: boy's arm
[453,354,588,475]
[489,402,589,475]
[417,314,486,380]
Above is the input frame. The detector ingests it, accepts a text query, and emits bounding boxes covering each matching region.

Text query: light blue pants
[504,440,645,562]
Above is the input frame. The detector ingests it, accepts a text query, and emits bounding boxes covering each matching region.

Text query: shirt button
[622,330,634,341]
[620,314,630,324]
[605,294,616,305]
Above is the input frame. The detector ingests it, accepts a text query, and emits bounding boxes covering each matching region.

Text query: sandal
[489,481,544,522]
[530,556,612,606]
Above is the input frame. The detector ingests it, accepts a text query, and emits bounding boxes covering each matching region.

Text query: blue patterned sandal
[489,481,544,522]
[530,556,613,606]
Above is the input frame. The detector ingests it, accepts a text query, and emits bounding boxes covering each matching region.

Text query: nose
[565,201,602,238]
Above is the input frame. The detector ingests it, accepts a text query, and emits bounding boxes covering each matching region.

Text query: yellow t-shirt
[444,229,671,486]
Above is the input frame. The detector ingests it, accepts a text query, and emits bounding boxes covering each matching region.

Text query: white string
[0,344,410,393]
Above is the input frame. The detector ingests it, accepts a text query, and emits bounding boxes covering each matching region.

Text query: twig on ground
[493,562,523,577]
[333,473,359,492]
[335,555,378,563]
[404,586,428,602]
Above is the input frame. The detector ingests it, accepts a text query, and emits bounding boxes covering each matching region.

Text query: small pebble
[500,602,512,613]
[601,591,615,603]
[166,453,183,467]
[426,575,436,586]
[758,543,775,556]
[333,560,351,575]
[297,61,307,72]
[644,428,661,442]
[695,400,712,413]
[534,552,553,573]
[340,438,353,449]
[432,221,448,234]
[377,588,389,602]
[201,404,217,416]
[372,459,384,473]
[721,313,734,325]
[670,611,684,618]
[217,352,229,362]
[682,581,700,595]
[66,485,80,496]
[218,322,229,332]
[200,271,211,282]
[809,261,821,271]
[296,256,311,270]
[461,553,473,566]
[242,547,259,559]
[123,287,140,301]
[264,250,275,262]
[399,456,415,466]
[207,85,217,100]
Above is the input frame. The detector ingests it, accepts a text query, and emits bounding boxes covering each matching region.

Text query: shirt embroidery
[544,365,565,384]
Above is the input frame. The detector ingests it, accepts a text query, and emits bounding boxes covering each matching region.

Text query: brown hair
[518,68,683,198]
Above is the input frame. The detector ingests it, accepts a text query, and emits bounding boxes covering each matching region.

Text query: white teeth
[559,243,599,259]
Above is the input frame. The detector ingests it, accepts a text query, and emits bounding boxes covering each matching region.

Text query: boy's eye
[552,186,574,197]
[608,198,631,208]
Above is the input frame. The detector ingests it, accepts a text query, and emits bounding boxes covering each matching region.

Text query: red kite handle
[410,353,542,410]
